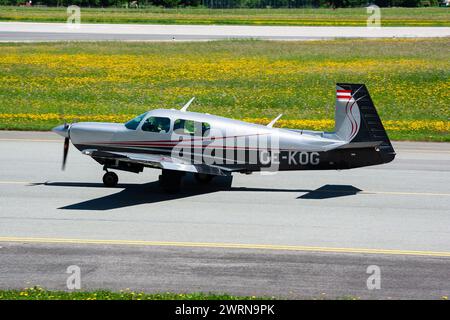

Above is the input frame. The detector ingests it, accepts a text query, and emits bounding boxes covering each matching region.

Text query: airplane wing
[81,149,231,176]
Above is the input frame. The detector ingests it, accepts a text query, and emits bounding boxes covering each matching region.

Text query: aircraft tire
[103,171,118,187]
[159,169,183,193]
[194,173,214,184]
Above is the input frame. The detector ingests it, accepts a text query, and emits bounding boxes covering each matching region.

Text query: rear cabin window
[141,116,171,133]
[174,119,210,136]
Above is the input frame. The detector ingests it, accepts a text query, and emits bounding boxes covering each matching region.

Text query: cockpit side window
[174,119,210,136]
[174,119,193,135]
[124,113,146,130]
[141,117,171,133]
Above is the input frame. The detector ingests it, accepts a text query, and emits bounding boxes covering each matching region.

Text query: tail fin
[334,83,395,162]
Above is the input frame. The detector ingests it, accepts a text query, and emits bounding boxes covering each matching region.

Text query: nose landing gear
[158,169,184,193]
[194,173,214,184]
[103,171,118,187]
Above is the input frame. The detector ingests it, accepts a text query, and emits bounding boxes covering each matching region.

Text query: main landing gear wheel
[194,173,214,184]
[103,171,118,187]
[159,169,184,193]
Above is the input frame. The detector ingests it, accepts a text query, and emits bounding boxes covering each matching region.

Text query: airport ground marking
[0,181,33,185]
[1,236,450,258]
[0,138,60,142]
[398,149,450,154]
[360,190,450,197]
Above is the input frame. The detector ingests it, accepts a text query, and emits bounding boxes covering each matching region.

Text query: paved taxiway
[0,131,449,298]
[1,22,449,41]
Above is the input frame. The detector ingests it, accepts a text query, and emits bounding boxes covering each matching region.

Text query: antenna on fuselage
[267,114,283,128]
[180,97,195,112]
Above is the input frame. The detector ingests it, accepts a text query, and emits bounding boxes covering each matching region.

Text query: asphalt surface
[0,131,449,299]
[1,22,449,41]
[1,242,449,300]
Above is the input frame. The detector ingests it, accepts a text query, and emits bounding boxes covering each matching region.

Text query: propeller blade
[62,137,69,170]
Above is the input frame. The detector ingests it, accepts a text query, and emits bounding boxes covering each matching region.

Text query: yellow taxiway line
[398,149,450,154]
[0,236,449,257]
[0,138,60,142]
[0,181,31,184]
[360,190,450,197]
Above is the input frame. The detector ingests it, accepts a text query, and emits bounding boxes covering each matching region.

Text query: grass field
[0,39,448,141]
[0,286,267,300]
[0,6,449,26]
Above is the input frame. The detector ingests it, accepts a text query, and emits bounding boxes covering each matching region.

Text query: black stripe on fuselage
[75,143,387,172]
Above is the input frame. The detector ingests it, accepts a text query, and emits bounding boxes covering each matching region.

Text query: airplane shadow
[33,177,362,211]
[297,185,362,199]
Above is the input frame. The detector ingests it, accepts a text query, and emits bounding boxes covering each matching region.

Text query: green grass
[0,6,449,26]
[0,39,448,141]
[0,287,268,300]
[1,287,447,300]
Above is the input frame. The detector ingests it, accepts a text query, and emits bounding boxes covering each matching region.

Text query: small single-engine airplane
[53,84,395,192]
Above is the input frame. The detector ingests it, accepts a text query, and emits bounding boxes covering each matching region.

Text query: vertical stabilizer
[335,83,395,163]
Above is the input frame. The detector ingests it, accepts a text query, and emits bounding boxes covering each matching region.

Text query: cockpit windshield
[124,112,147,130]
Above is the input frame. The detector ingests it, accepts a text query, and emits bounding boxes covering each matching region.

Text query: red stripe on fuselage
[89,133,269,146]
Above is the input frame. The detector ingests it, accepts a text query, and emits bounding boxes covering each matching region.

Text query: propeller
[54,106,73,171]
[52,122,71,170]
[62,140,69,170]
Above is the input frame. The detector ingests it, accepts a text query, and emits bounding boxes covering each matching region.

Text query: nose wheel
[194,173,214,184]
[103,171,118,187]
[159,169,184,193]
